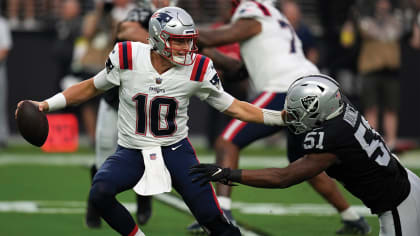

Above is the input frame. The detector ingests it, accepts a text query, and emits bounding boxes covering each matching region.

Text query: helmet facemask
[285,99,320,135]
[160,31,198,65]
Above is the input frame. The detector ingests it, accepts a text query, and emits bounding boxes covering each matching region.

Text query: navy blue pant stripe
[392,208,402,236]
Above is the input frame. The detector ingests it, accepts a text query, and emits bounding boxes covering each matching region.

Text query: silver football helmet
[148,7,198,65]
[285,74,344,134]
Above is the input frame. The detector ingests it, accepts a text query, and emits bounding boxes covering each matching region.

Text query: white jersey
[102,42,234,149]
[231,1,319,93]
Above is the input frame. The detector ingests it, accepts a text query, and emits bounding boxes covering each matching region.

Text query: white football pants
[379,169,420,236]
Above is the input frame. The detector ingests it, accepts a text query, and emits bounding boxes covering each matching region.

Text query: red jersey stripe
[127,41,133,70]
[118,42,124,69]
[253,0,271,16]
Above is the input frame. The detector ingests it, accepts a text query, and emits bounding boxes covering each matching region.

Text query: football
[16,100,49,147]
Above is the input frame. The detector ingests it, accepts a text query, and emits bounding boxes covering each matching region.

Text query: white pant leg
[95,99,118,168]
[379,169,420,236]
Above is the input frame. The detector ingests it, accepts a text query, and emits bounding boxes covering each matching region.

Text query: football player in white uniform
[194,0,371,234]
[89,0,178,228]
[18,7,285,236]
[191,74,420,236]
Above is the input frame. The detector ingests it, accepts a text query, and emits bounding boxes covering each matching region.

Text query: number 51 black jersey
[290,102,410,214]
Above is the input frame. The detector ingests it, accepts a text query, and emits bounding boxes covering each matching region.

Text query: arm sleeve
[93,69,116,90]
[195,60,234,111]
[206,91,235,112]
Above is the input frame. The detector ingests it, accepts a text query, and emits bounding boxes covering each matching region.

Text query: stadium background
[1,0,420,140]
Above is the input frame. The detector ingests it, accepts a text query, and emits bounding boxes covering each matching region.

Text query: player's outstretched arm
[18,78,104,114]
[223,99,285,126]
[190,153,337,188]
[199,19,261,47]
[61,78,104,107]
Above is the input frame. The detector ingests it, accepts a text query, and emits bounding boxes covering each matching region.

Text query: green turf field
[1,144,419,235]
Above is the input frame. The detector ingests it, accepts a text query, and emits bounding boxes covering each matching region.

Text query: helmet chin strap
[171,54,185,64]
[325,105,344,121]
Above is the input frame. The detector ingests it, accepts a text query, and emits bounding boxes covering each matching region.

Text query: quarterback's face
[170,38,193,56]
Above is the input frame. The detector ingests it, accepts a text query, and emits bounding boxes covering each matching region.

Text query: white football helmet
[285,74,344,134]
[148,7,198,65]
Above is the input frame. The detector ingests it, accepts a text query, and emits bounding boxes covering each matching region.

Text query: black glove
[189,164,241,187]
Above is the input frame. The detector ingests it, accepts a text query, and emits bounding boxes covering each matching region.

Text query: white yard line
[1,154,420,169]
[0,196,374,236]
[0,197,373,217]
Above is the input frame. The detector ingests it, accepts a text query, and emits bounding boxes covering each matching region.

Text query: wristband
[229,169,242,183]
[45,93,67,112]
[262,109,284,126]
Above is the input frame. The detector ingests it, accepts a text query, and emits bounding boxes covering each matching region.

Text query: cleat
[336,216,371,235]
[186,221,206,235]
[136,195,152,225]
[187,209,236,234]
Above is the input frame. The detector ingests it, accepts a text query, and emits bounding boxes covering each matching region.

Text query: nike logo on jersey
[212,168,222,176]
[171,144,182,151]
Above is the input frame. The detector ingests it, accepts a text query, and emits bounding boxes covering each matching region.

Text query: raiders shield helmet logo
[300,95,319,112]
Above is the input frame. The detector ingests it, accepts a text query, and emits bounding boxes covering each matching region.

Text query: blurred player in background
[191,74,420,236]
[86,0,178,228]
[191,0,371,234]
[200,0,248,149]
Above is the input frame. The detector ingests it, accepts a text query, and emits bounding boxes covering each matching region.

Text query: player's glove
[189,164,242,187]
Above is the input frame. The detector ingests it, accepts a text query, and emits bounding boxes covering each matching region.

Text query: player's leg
[136,195,152,225]
[88,146,146,236]
[308,172,349,212]
[287,131,371,235]
[165,138,241,235]
[86,99,118,228]
[389,169,420,236]
[308,173,371,234]
[378,170,420,236]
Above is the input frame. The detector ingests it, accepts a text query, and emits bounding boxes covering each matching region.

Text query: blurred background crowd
[0,0,420,152]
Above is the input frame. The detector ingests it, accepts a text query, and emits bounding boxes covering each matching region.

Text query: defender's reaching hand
[189,164,241,186]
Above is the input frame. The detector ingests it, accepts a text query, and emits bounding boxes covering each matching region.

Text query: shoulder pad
[190,54,211,82]
[117,41,133,70]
